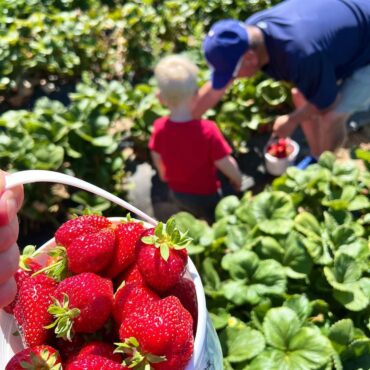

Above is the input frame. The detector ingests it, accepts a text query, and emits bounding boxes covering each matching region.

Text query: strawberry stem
[141,217,191,261]
[20,349,62,370]
[32,246,68,282]
[19,245,39,271]
[114,337,166,369]
[45,294,80,342]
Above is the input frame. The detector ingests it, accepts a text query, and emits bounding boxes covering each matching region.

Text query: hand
[273,114,297,138]
[0,171,24,308]
[230,175,242,193]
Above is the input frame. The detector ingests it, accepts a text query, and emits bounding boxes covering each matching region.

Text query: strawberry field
[0,0,369,369]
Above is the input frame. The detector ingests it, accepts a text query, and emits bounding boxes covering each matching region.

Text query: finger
[0,277,17,308]
[0,217,19,253]
[0,188,23,226]
[0,243,20,285]
[0,170,24,210]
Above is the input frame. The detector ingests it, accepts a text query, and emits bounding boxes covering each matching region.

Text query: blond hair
[154,55,198,107]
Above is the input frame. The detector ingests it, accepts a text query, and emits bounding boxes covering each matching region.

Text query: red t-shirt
[148,117,232,195]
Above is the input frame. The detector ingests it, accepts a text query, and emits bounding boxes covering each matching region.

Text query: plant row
[173,152,370,369]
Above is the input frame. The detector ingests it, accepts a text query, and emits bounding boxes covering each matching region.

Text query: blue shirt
[246,0,370,109]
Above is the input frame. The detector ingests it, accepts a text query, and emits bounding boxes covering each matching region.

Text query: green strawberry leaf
[328,319,354,347]
[220,326,265,363]
[221,250,286,306]
[283,295,312,324]
[251,307,333,370]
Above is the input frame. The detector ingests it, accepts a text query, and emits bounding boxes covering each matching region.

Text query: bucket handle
[4,170,158,226]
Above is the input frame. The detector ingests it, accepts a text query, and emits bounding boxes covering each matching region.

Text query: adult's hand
[273,114,298,138]
[0,171,24,308]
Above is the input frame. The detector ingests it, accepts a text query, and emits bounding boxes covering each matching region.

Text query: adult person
[192,0,370,162]
[0,171,23,308]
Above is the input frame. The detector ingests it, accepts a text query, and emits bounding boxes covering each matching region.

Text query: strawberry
[77,341,122,363]
[104,218,145,279]
[113,282,159,324]
[5,345,61,370]
[166,277,198,335]
[56,334,86,362]
[14,274,57,347]
[3,245,42,314]
[55,215,112,248]
[47,273,113,340]
[65,355,127,370]
[136,218,190,293]
[114,264,145,289]
[117,296,193,370]
[267,139,293,159]
[67,228,116,274]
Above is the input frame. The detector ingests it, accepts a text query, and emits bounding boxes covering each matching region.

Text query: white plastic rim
[1,171,209,369]
[264,139,300,176]
[4,170,158,226]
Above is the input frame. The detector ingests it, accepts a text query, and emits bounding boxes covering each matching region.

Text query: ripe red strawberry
[67,228,116,274]
[166,277,198,335]
[77,341,122,363]
[55,214,112,247]
[47,273,113,340]
[104,219,145,278]
[56,334,86,362]
[136,218,190,293]
[14,274,57,347]
[267,138,293,159]
[5,345,61,370]
[117,296,193,370]
[3,245,42,314]
[114,264,145,289]
[113,282,159,324]
[66,355,127,370]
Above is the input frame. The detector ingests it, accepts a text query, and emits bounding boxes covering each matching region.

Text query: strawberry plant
[173,152,370,369]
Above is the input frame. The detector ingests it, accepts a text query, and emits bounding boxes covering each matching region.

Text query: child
[149,55,242,224]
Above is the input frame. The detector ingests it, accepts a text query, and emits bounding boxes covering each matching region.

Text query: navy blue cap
[203,19,249,89]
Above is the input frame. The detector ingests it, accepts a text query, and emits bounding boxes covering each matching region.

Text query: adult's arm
[192,81,228,119]
[0,171,24,308]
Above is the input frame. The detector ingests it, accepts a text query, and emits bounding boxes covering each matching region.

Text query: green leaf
[332,285,369,311]
[253,307,332,370]
[222,250,259,280]
[225,225,250,251]
[328,319,354,346]
[246,192,296,235]
[319,151,336,170]
[209,308,231,330]
[202,258,221,293]
[220,326,265,363]
[324,253,362,287]
[283,295,312,324]
[294,212,322,240]
[263,307,301,350]
[221,251,286,305]
[215,195,240,220]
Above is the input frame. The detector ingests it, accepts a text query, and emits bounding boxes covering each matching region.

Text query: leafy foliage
[174,153,370,369]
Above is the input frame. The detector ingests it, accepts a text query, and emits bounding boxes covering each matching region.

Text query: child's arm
[215,155,242,192]
[150,151,166,182]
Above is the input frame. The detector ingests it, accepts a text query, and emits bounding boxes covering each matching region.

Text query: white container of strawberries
[0,214,223,370]
[264,137,300,176]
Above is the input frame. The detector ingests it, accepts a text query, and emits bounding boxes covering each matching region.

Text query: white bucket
[0,217,223,370]
[264,139,300,176]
